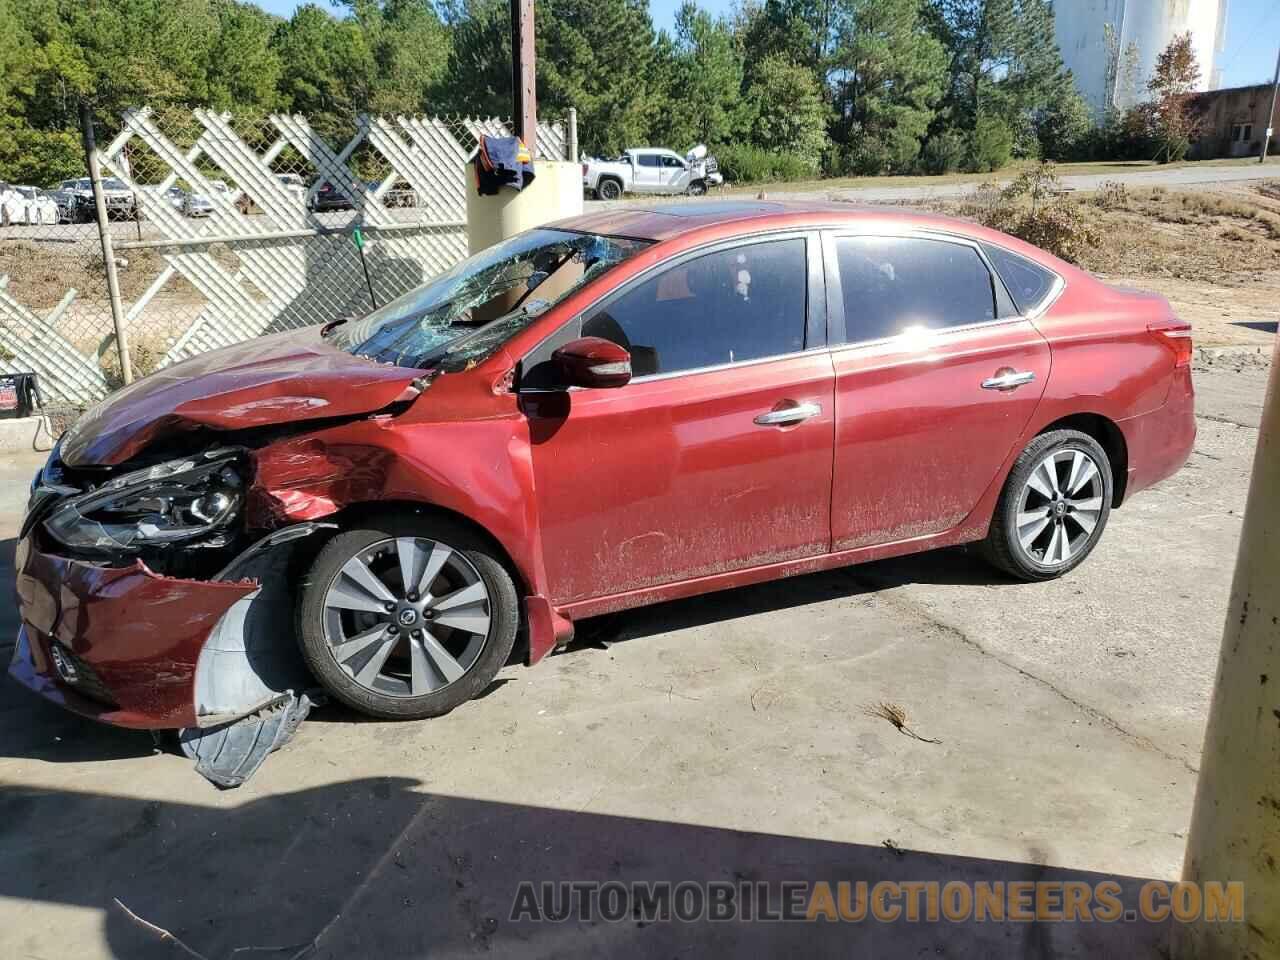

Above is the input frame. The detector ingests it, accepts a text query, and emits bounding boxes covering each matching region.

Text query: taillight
[1148,319,1193,368]
[581,163,588,177]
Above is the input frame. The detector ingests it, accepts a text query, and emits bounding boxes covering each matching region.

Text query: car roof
[548,199,1077,275]
[551,200,963,242]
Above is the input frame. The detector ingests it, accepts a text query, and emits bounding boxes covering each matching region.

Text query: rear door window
[834,236,997,344]
[581,238,808,376]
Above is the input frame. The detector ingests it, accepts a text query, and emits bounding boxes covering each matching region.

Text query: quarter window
[581,238,808,376]
[834,236,996,344]
[983,243,1060,314]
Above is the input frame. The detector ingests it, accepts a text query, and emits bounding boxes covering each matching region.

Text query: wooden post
[80,102,133,386]
[1172,331,1280,957]
[510,0,537,150]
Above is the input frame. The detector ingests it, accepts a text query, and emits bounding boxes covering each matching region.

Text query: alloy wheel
[1014,448,1105,568]
[321,537,492,698]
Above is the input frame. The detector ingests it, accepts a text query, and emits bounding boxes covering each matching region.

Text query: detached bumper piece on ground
[179,691,316,788]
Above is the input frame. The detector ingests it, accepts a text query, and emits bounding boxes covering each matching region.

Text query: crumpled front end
[11,539,258,728]
[10,443,326,732]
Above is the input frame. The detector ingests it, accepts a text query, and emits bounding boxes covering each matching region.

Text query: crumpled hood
[61,327,424,467]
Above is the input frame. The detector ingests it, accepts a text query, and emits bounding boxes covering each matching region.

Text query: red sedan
[12,201,1195,732]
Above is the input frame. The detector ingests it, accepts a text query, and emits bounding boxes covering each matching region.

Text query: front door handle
[754,401,821,426]
[981,370,1036,391]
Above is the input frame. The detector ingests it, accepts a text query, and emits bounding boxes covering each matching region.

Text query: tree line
[0,0,1189,188]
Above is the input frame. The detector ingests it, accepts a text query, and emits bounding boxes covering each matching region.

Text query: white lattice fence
[0,107,567,405]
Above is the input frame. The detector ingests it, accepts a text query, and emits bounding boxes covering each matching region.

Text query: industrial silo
[1053,0,1229,115]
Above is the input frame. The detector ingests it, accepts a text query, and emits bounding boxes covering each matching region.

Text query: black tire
[981,429,1113,582]
[597,177,623,200]
[297,512,520,720]
[687,180,707,196]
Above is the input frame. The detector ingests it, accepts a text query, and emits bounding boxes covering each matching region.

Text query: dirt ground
[1104,270,1279,349]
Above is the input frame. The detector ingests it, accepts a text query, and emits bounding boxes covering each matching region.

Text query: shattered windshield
[326,229,651,370]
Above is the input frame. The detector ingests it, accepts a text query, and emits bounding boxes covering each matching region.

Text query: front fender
[245,411,548,615]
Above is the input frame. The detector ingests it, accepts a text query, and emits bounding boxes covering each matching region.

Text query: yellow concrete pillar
[1173,338,1280,958]
[465,160,584,255]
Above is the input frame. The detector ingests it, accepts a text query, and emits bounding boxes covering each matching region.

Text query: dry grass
[1079,186,1280,281]
[0,240,204,309]
[862,701,942,744]
[720,154,1280,199]
[926,181,1280,284]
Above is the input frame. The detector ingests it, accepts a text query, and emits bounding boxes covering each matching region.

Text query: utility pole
[1263,45,1280,164]
[1172,336,1280,957]
[509,0,537,151]
[80,101,133,386]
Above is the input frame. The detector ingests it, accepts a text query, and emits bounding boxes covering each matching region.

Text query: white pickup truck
[582,145,723,200]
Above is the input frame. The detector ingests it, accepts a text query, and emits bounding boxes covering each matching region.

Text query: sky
[252,0,1279,89]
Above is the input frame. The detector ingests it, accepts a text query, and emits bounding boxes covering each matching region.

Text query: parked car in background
[583,145,723,200]
[0,184,58,225]
[183,190,215,217]
[276,173,306,201]
[50,177,139,222]
[11,202,1195,735]
[372,179,417,208]
[138,184,186,214]
[308,181,356,212]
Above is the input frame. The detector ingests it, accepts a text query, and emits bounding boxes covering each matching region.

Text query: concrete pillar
[1173,337,1280,958]
[465,160,584,255]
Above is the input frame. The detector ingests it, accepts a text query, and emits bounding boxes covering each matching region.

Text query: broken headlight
[43,450,245,554]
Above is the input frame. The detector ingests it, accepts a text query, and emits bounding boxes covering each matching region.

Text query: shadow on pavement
[569,546,1007,651]
[1230,320,1278,334]
[0,777,1172,959]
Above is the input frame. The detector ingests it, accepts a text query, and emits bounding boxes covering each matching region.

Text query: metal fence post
[79,102,133,386]
[567,107,578,163]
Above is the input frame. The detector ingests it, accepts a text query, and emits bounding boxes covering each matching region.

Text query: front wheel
[297,513,520,720]
[687,180,707,196]
[981,430,1113,582]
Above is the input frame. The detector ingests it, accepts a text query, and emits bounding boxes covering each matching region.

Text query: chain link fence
[0,104,573,414]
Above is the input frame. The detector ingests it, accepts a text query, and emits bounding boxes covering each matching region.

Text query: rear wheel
[597,178,622,201]
[982,430,1112,582]
[297,514,519,720]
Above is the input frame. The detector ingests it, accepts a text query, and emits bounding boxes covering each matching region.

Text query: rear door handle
[754,401,821,426]
[981,370,1036,391]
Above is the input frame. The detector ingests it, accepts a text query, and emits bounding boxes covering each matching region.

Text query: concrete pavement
[0,359,1268,958]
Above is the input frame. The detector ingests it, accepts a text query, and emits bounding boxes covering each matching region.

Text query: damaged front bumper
[10,526,325,731]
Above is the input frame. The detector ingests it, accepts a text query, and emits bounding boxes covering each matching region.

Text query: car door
[825,231,1052,551]
[659,153,690,192]
[520,233,834,605]
[631,153,663,193]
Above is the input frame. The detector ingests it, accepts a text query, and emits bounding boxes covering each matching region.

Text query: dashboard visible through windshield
[326,229,651,371]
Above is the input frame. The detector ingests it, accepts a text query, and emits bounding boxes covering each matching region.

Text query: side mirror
[552,337,632,389]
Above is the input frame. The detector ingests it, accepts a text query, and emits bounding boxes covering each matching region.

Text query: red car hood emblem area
[60,328,427,467]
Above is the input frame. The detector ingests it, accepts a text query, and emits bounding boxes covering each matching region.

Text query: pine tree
[829,0,948,173]
[928,0,1074,155]
[650,2,750,151]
